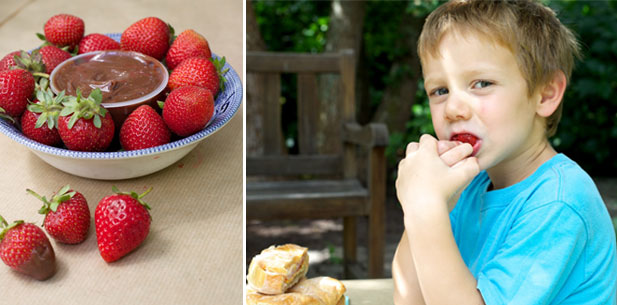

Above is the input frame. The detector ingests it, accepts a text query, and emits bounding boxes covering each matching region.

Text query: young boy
[392,0,617,304]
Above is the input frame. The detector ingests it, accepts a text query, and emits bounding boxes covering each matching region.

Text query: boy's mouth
[450,133,481,156]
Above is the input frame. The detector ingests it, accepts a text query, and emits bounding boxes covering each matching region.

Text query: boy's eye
[472,80,493,89]
[430,87,449,96]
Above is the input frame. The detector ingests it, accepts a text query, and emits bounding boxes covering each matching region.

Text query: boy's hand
[396,134,480,215]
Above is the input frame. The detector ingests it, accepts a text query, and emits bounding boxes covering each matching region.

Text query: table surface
[0,0,243,304]
[343,278,394,305]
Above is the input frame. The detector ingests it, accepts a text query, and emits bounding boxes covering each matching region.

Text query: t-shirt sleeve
[476,201,587,304]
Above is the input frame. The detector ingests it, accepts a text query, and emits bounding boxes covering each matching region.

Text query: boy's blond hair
[417,0,581,137]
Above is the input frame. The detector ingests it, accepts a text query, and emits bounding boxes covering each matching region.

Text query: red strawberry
[0,69,35,117]
[161,85,214,137]
[38,46,71,74]
[165,29,212,70]
[58,88,115,151]
[42,14,84,50]
[78,33,120,54]
[0,51,21,72]
[95,186,152,263]
[120,105,170,150]
[0,215,56,280]
[167,56,227,96]
[27,185,90,244]
[121,17,171,60]
[21,87,66,146]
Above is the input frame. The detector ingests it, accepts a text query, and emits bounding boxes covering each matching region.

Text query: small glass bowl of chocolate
[49,50,169,129]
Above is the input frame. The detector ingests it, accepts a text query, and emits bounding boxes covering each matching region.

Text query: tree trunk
[246,0,267,156]
[371,13,424,136]
[317,0,366,154]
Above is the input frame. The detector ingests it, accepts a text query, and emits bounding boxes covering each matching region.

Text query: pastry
[247,244,309,294]
[246,276,346,305]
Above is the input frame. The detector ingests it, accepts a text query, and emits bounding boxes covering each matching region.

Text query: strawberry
[27,185,90,245]
[38,45,72,74]
[12,46,71,76]
[0,69,35,117]
[121,17,171,60]
[20,86,66,146]
[165,29,212,70]
[78,33,120,54]
[0,51,21,72]
[161,85,214,137]
[58,88,115,151]
[451,133,478,147]
[167,56,227,96]
[95,186,152,263]
[120,105,170,150]
[41,14,85,50]
[0,215,56,280]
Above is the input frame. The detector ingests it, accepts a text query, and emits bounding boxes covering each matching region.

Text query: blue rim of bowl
[0,33,242,160]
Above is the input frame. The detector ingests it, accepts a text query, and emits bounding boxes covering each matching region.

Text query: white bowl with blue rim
[0,33,242,180]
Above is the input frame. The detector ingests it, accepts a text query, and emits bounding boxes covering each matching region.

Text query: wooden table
[0,1,242,304]
[343,278,394,305]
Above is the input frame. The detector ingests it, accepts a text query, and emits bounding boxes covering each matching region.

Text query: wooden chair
[246,49,389,278]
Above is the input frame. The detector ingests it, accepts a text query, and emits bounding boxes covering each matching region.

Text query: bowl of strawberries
[0,15,242,180]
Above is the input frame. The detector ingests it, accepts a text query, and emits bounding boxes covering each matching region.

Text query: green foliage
[253,0,330,53]
[548,0,617,175]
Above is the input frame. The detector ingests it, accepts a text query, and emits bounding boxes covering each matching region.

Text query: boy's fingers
[418,134,438,152]
[437,140,460,155]
[451,156,480,186]
[440,143,473,166]
[405,142,419,157]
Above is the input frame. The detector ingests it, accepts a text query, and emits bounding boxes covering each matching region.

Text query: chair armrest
[342,122,389,148]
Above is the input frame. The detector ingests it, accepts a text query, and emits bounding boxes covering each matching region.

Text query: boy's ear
[536,71,567,118]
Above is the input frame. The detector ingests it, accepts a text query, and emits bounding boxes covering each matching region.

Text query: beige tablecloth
[342,278,395,305]
[0,0,243,304]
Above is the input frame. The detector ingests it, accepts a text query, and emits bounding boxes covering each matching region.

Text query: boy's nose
[444,92,472,121]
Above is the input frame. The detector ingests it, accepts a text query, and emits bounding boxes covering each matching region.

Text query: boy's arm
[403,203,485,305]
[393,231,425,305]
[395,135,483,304]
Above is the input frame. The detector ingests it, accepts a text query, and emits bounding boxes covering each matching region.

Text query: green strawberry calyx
[112,186,153,211]
[27,185,76,216]
[0,215,24,241]
[60,88,108,129]
[211,56,229,94]
[0,106,16,124]
[28,86,68,130]
[12,50,50,79]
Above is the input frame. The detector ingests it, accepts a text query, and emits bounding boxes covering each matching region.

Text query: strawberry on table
[0,215,56,280]
[58,88,115,152]
[41,13,84,50]
[21,86,66,146]
[0,68,35,117]
[165,29,212,70]
[161,85,214,137]
[27,185,90,245]
[95,186,153,263]
[120,105,170,151]
[78,33,120,54]
[167,56,227,97]
[121,17,171,61]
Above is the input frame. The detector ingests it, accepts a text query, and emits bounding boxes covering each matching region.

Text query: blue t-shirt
[450,154,617,304]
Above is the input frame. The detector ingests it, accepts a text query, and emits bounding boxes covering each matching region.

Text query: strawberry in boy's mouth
[450,133,481,156]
